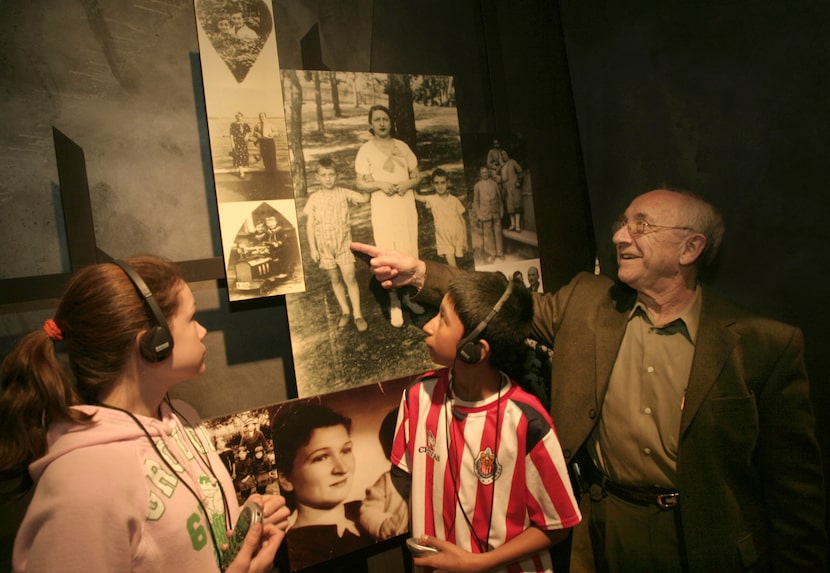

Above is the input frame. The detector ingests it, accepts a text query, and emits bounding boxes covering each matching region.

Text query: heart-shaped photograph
[195,0,273,83]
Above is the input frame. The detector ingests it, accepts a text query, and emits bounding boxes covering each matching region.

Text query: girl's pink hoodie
[13,399,240,572]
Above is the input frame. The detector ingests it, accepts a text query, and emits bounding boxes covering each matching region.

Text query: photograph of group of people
[461,134,541,274]
[218,200,305,298]
[279,71,466,397]
[280,71,547,399]
[194,0,303,300]
[512,262,544,293]
[204,376,411,571]
[208,410,277,504]
[195,0,272,83]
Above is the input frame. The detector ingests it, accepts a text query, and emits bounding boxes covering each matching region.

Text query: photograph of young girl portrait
[205,377,411,572]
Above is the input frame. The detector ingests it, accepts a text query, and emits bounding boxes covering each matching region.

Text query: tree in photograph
[304,71,325,133]
[282,69,307,198]
[413,75,455,107]
[348,72,361,108]
[329,71,342,118]
[386,74,417,153]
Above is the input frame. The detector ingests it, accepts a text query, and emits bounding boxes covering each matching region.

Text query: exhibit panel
[0,2,592,572]
[194,0,306,301]
[2,1,829,573]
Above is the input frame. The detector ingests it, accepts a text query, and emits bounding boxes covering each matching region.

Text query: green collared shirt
[588,286,702,488]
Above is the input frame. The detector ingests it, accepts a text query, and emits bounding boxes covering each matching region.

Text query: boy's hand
[411,535,484,573]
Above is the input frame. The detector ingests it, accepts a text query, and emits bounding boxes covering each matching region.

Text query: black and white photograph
[281,71,470,397]
[194,0,302,300]
[204,408,278,505]
[206,108,295,203]
[203,376,412,571]
[194,0,273,83]
[512,260,545,293]
[460,133,541,274]
[218,200,305,299]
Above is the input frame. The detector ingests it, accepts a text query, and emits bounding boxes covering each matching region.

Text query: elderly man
[351,189,825,572]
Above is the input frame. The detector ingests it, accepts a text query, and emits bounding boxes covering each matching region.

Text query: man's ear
[680,233,707,266]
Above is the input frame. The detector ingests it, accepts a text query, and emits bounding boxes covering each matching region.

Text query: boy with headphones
[389,271,581,573]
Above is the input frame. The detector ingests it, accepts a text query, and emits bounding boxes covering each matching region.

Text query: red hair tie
[43,319,63,341]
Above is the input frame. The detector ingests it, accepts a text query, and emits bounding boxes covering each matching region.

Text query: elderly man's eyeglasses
[613,217,694,237]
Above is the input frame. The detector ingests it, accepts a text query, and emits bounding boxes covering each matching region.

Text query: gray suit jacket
[418,265,826,572]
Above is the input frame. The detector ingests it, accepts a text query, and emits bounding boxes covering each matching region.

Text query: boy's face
[432,175,449,195]
[265,216,278,229]
[317,166,337,189]
[479,167,490,179]
[423,294,466,367]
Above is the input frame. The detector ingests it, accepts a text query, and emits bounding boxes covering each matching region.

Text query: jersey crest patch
[474,447,501,485]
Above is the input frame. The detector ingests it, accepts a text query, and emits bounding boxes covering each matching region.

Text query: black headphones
[113,260,174,363]
[456,280,514,364]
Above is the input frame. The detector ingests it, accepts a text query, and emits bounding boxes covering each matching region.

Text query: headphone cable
[443,369,502,553]
[95,399,232,571]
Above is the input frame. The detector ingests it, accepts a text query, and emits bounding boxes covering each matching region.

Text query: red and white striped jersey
[391,369,581,573]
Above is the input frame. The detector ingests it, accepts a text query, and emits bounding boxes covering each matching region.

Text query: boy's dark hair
[431,167,448,181]
[448,271,533,377]
[317,157,336,171]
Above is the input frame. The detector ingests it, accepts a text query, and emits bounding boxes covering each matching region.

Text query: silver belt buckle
[656,492,680,510]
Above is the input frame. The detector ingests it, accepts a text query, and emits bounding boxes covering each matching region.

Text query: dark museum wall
[0,0,827,570]
[557,0,829,517]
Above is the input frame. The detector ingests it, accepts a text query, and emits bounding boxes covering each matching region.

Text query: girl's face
[370,109,391,138]
[280,425,355,509]
[165,283,208,383]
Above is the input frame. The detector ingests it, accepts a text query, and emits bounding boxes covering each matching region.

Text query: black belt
[578,455,688,573]
[600,479,680,510]
[579,457,680,510]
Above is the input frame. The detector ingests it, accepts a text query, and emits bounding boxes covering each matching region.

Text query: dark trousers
[589,484,684,573]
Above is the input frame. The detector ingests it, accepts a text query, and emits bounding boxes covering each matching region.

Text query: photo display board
[194,0,305,301]
[280,71,547,398]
